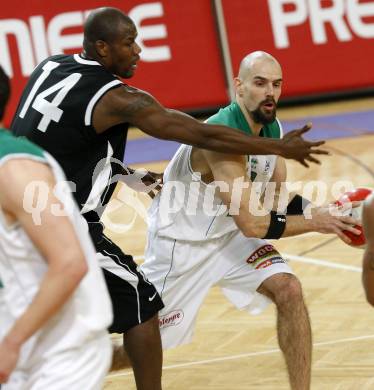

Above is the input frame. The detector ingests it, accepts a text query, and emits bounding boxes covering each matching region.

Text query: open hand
[281,123,329,167]
[312,203,362,245]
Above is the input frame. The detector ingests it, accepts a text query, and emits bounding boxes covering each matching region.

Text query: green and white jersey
[148,102,282,241]
[207,102,282,186]
[0,128,112,368]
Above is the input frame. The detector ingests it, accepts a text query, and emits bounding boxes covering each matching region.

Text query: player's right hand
[311,203,362,244]
[281,123,329,167]
[121,167,163,199]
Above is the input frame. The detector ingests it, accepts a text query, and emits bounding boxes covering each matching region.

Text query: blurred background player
[141,52,360,390]
[362,193,374,305]
[0,66,113,389]
[10,7,328,390]
[0,66,10,126]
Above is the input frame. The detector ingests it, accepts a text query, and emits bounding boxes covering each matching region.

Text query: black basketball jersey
[11,54,129,224]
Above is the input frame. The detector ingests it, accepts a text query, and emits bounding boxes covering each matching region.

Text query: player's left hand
[0,338,20,384]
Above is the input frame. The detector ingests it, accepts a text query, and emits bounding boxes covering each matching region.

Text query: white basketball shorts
[141,229,293,349]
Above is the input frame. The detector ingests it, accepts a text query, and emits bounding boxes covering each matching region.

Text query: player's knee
[273,275,303,307]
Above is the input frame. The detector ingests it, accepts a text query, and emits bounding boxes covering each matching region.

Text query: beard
[250,98,277,125]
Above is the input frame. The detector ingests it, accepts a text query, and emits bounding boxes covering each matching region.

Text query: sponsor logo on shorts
[246,244,281,266]
[159,310,184,329]
[255,257,285,269]
[148,292,158,302]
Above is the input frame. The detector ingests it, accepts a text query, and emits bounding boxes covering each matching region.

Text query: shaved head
[235,51,283,127]
[238,51,281,81]
[83,7,134,53]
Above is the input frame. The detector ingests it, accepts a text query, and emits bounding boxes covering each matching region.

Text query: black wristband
[286,194,311,215]
[263,211,286,239]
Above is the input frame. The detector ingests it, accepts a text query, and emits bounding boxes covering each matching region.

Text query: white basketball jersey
[0,130,112,369]
[148,144,278,241]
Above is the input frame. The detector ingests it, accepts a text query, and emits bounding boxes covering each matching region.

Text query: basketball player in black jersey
[11,7,328,390]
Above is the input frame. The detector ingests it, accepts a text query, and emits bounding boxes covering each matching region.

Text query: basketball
[335,187,373,248]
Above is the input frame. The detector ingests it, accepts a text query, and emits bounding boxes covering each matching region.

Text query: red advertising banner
[2,0,373,126]
[219,0,374,98]
[1,0,228,126]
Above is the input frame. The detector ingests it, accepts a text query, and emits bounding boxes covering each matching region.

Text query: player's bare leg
[257,273,312,390]
[119,314,162,390]
[110,341,131,370]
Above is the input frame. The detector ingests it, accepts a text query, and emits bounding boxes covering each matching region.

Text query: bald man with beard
[141,51,360,390]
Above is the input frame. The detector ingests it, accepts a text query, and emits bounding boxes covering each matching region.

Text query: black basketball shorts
[93,232,164,333]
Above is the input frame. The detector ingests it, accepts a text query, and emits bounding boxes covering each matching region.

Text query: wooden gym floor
[104,97,374,390]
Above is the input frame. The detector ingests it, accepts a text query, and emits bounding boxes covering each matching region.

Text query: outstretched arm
[93,85,327,167]
[0,159,88,384]
[201,150,359,242]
